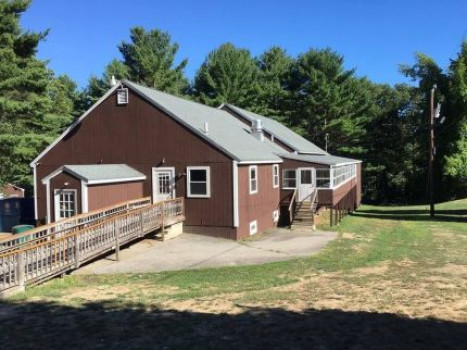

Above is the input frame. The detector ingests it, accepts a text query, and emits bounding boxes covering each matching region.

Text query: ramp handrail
[0,197,152,252]
[0,197,184,294]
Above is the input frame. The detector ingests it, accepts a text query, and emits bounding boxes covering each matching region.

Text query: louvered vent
[116,88,129,105]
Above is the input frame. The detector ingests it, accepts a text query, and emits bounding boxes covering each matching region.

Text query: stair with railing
[288,188,318,229]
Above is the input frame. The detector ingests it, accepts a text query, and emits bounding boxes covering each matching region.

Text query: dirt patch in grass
[434,264,467,276]
[353,262,390,275]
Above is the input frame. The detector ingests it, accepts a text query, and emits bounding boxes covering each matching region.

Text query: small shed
[41,164,146,223]
[1,184,25,199]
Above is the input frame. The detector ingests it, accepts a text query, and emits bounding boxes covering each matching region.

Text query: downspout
[81,181,89,213]
[232,160,239,227]
[32,163,38,221]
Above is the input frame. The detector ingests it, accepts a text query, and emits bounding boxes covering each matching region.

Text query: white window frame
[116,88,129,105]
[282,169,297,190]
[249,165,258,194]
[54,189,77,221]
[187,166,211,198]
[272,164,279,188]
[316,164,357,189]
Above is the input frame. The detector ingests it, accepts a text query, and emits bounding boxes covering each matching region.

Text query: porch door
[298,168,316,202]
[152,167,175,203]
[54,189,77,221]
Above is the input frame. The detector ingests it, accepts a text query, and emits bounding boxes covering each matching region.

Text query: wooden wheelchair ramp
[0,197,185,296]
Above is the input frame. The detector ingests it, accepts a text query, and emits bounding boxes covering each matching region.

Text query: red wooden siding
[87,181,144,212]
[237,164,280,239]
[35,88,233,230]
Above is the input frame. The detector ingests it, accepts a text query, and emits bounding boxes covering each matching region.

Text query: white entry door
[152,167,175,203]
[298,168,316,202]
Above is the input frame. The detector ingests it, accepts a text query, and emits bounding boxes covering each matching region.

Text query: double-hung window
[249,165,258,194]
[187,166,211,198]
[282,169,296,189]
[272,164,279,188]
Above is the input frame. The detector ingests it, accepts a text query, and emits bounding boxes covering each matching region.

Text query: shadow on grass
[352,208,467,223]
[0,300,465,349]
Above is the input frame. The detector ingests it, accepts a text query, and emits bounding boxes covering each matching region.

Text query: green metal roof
[123,80,282,163]
[221,104,326,155]
[64,164,146,184]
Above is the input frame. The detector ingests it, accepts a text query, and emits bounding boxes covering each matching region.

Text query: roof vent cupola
[251,119,264,142]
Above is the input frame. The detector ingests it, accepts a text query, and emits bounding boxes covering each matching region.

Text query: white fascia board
[30,83,121,167]
[333,161,363,166]
[297,151,328,155]
[41,166,65,184]
[85,176,147,185]
[238,160,283,165]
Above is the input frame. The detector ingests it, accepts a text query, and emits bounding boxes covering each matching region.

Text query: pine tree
[286,48,371,155]
[84,28,188,103]
[193,43,260,108]
[0,0,76,189]
[444,41,467,196]
[255,46,293,119]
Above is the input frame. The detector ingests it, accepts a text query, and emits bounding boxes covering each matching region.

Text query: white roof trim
[30,83,121,167]
[86,176,146,185]
[332,161,363,166]
[237,160,283,165]
[298,151,329,155]
[41,166,65,184]
[41,166,146,185]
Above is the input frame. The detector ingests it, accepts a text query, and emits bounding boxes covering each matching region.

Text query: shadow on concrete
[0,300,465,349]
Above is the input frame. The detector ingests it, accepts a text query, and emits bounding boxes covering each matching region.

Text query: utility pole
[429,84,436,217]
[324,119,329,152]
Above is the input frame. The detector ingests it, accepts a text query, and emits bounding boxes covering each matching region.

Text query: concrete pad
[74,228,337,275]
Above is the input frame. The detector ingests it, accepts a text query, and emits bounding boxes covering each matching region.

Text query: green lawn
[1,199,466,349]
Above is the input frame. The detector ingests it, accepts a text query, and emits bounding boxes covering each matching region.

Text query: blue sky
[21,0,467,89]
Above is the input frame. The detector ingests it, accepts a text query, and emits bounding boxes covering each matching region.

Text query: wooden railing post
[74,234,81,268]
[17,251,26,290]
[115,219,120,261]
[161,202,166,241]
[139,210,144,236]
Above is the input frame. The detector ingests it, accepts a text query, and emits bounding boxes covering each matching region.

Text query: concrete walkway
[74,228,337,275]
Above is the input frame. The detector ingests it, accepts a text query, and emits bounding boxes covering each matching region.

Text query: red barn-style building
[31,80,361,240]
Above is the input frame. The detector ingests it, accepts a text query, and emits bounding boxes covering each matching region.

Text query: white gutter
[232,160,239,227]
[45,180,50,224]
[81,181,88,213]
[237,160,283,165]
[33,164,38,221]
